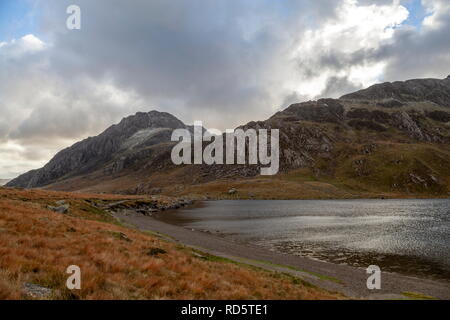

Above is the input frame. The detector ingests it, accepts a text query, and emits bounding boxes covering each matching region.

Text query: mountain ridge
[7,76,450,198]
[340,76,450,107]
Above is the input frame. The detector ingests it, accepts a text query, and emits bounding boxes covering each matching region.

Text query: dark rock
[150,187,162,194]
[361,144,378,155]
[426,110,450,122]
[346,108,390,123]
[348,120,386,132]
[280,99,344,123]
[147,248,167,256]
[23,283,53,299]
[376,99,405,108]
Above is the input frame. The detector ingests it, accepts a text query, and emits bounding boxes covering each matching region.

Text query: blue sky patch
[402,0,429,28]
[0,0,39,41]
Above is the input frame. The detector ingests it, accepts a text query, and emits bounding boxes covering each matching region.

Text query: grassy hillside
[133,141,449,200]
[0,187,341,300]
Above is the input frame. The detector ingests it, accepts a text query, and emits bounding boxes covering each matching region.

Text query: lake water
[156,199,450,280]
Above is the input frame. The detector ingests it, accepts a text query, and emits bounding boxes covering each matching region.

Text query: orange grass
[0,187,342,300]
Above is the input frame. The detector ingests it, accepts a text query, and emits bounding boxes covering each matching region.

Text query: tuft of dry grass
[0,187,342,300]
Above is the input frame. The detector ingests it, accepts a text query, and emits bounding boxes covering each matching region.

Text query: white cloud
[0,34,45,57]
[20,34,46,50]
[285,0,409,99]
[0,142,50,179]
[422,0,450,28]
[0,34,146,177]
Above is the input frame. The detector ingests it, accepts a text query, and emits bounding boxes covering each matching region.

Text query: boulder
[23,283,53,299]
[47,204,70,214]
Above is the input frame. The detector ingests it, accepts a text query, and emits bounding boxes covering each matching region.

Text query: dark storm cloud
[296,48,376,80]
[5,0,449,141]
[319,76,364,99]
[376,6,450,81]
[33,0,340,128]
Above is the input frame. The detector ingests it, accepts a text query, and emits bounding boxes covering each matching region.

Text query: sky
[0,0,449,179]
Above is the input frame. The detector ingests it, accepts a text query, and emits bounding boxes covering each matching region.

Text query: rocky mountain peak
[91,110,186,151]
[107,110,186,137]
[7,110,187,188]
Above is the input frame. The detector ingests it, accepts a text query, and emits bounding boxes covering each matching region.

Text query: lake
[155,199,450,280]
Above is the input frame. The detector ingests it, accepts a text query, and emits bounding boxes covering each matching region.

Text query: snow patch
[121,128,171,150]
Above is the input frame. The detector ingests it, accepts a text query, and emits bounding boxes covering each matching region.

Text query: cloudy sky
[1,0,449,178]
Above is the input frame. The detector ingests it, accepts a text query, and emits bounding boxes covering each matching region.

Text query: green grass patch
[191,248,343,285]
[237,257,343,284]
[141,230,175,241]
[402,292,437,300]
[191,249,321,290]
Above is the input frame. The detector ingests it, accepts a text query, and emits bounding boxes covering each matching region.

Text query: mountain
[7,111,186,188]
[0,179,10,186]
[7,76,450,198]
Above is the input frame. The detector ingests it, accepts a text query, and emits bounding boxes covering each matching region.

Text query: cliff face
[7,76,450,196]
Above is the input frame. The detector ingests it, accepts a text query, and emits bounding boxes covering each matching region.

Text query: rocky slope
[341,76,450,107]
[7,76,450,197]
[8,111,186,188]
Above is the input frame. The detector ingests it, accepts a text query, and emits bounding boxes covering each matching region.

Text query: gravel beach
[113,209,450,300]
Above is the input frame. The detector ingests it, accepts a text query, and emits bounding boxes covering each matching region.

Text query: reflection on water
[155,199,450,280]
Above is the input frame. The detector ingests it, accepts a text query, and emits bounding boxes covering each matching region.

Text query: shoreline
[113,209,450,300]
[161,193,450,202]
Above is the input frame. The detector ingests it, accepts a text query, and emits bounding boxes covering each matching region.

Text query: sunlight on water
[156,199,450,280]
